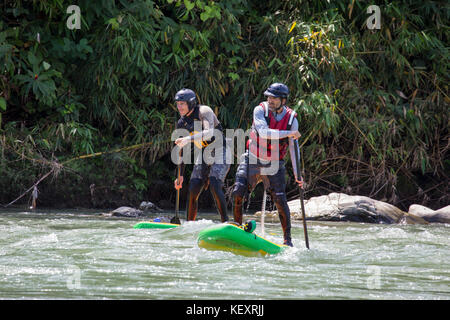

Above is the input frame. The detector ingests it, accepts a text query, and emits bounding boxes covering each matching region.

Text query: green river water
[0,209,448,300]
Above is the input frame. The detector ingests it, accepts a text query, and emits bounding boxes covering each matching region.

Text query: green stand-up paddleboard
[133,218,180,229]
[197,221,287,257]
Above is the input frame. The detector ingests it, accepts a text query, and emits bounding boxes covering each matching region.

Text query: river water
[0,209,448,300]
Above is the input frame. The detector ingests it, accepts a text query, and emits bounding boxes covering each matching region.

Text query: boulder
[104,202,164,218]
[255,193,428,224]
[408,204,450,224]
[110,206,144,218]
[139,201,163,212]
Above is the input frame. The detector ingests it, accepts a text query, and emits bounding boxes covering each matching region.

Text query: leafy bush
[0,0,448,209]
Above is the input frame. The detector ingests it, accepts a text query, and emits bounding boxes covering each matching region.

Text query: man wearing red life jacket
[231,83,303,247]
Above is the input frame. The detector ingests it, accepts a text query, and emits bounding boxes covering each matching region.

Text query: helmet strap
[275,105,284,113]
[186,107,194,117]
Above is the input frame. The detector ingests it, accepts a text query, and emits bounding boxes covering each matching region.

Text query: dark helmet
[264,83,289,99]
[175,88,197,110]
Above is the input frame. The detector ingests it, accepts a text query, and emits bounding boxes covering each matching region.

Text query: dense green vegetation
[0,0,448,210]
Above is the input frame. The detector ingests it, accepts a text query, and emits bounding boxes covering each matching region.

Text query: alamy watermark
[366,265,381,289]
[170,122,284,175]
[66,265,81,290]
[66,5,81,30]
[366,5,381,30]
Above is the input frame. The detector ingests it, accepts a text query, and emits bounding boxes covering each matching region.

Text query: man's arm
[174,106,215,148]
[288,117,299,179]
[288,118,304,188]
[187,105,215,143]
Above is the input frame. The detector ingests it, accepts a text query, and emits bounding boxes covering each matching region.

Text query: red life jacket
[248,102,297,161]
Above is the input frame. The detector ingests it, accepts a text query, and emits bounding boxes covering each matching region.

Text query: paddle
[261,189,267,237]
[170,147,182,225]
[293,139,310,249]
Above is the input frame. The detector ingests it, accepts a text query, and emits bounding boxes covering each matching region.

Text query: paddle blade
[170,216,181,225]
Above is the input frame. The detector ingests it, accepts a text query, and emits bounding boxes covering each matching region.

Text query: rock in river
[110,206,144,218]
[139,201,163,212]
[408,204,450,224]
[104,201,163,218]
[255,193,428,224]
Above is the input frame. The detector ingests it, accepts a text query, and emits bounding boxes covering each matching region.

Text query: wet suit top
[176,105,223,176]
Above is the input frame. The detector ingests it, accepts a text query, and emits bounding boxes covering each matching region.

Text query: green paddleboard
[133,220,180,229]
[197,222,287,257]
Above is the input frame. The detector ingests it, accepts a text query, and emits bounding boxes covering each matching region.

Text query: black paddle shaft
[175,163,180,216]
[293,139,310,249]
[171,147,182,225]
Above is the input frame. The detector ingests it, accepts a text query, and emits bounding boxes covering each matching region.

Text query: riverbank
[4,190,449,225]
[36,192,447,225]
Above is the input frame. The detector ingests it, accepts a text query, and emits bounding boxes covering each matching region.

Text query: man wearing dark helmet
[231,83,303,247]
[173,88,230,223]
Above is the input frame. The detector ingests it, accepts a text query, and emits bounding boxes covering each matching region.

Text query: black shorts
[233,152,286,196]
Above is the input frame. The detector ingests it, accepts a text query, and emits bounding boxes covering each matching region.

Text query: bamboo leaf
[0,97,6,111]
